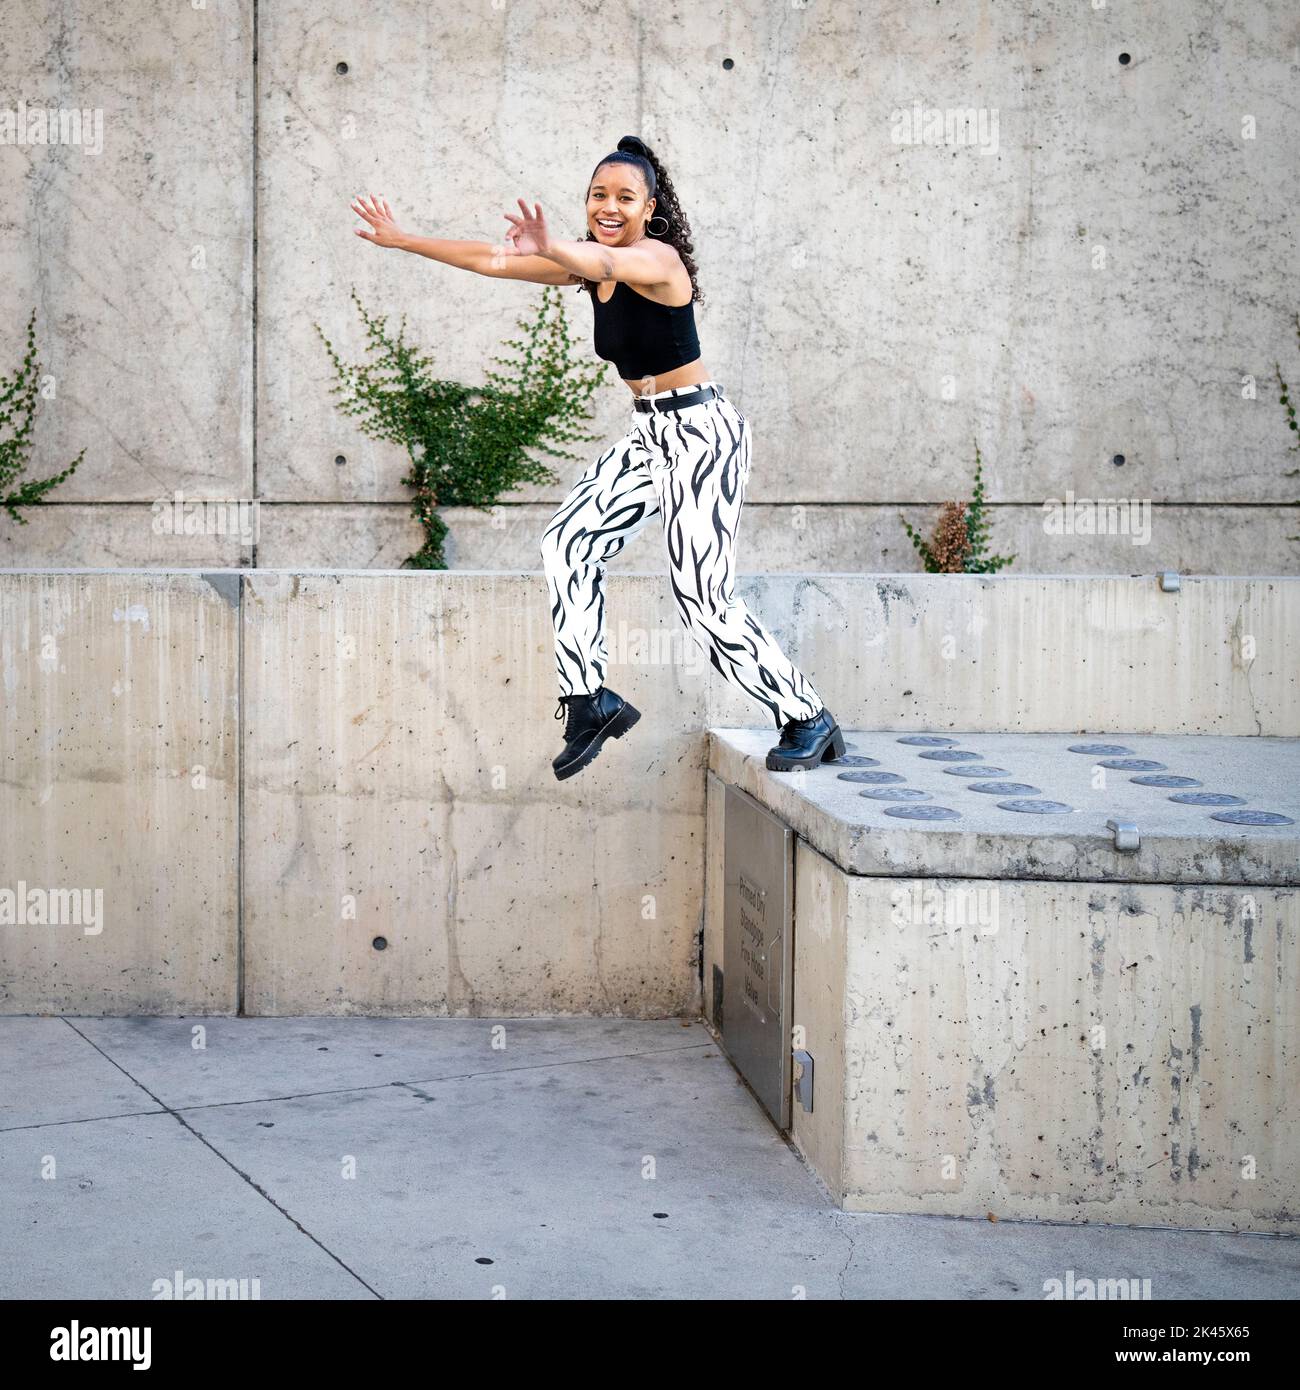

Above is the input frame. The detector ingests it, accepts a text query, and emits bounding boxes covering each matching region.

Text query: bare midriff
[622,359,711,396]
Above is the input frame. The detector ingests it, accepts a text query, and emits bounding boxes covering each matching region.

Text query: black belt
[633,385,720,413]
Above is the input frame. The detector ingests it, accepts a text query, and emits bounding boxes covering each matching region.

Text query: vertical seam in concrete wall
[250,0,260,562]
[242,0,258,1001]
[236,573,245,1014]
[788,828,798,1121]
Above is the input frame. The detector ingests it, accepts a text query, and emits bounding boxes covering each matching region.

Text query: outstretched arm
[502,200,678,287]
[351,194,579,285]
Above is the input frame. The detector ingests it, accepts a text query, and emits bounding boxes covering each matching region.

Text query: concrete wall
[3,1,1298,573]
[790,846,1300,1233]
[1,569,712,1016]
[237,571,708,1016]
[3,570,1296,1016]
[0,573,241,1013]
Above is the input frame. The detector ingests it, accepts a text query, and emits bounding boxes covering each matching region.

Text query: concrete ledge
[802,858,1300,1232]
[708,729,1300,886]
[3,570,1298,1017]
[706,729,1300,1232]
[5,570,1297,737]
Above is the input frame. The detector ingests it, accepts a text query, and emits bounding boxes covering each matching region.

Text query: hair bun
[617,134,650,156]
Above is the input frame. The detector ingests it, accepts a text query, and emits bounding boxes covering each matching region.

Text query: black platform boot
[552,686,641,781]
[766,705,846,771]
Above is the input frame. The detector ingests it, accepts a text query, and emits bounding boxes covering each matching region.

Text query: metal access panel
[722,783,794,1130]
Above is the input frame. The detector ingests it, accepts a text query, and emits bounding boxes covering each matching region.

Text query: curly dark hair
[576,134,703,304]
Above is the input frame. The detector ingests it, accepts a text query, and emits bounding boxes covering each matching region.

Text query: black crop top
[588,280,700,380]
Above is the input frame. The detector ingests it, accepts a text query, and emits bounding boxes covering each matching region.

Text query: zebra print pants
[539,381,825,730]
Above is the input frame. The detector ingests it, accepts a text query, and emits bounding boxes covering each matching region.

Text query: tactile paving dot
[836,770,906,784]
[1209,809,1296,826]
[896,735,959,746]
[996,799,1074,813]
[942,765,1011,778]
[1067,743,1134,755]
[1097,758,1166,771]
[829,755,880,768]
[917,749,983,761]
[1169,792,1247,807]
[883,804,962,820]
[1131,774,1202,787]
[859,787,931,801]
[968,782,1042,795]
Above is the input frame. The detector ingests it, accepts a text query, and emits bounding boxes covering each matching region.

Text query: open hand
[501,199,551,256]
[351,194,405,249]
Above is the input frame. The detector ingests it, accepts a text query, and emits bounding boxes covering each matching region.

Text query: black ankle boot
[766,706,846,771]
[552,686,641,781]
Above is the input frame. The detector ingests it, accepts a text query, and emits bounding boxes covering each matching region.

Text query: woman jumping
[350,134,843,781]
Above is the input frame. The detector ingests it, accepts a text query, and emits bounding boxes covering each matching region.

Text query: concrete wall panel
[701,573,1298,738]
[0,2,252,501]
[239,572,708,1015]
[255,0,642,502]
[790,839,848,1202]
[823,876,1300,1231]
[0,574,240,1012]
[4,2,1296,568]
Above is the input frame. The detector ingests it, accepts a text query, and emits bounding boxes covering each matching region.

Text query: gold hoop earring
[646,215,669,236]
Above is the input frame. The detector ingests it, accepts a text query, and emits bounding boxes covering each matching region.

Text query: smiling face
[586,160,655,245]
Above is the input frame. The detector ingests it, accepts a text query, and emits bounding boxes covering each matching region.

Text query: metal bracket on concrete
[793,1050,814,1113]
[1106,818,1140,852]
[1158,571,1181,593]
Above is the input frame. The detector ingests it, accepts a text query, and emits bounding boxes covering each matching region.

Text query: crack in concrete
[57,1018,384,1298]
[0,1033,717,1133]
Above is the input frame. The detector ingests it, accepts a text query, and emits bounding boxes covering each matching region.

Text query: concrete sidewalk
[2,1017,1296,1300]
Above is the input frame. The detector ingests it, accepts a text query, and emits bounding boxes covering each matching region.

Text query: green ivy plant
[1,309,84,524]
[898,442,1015,573]
[317,285,608,568]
